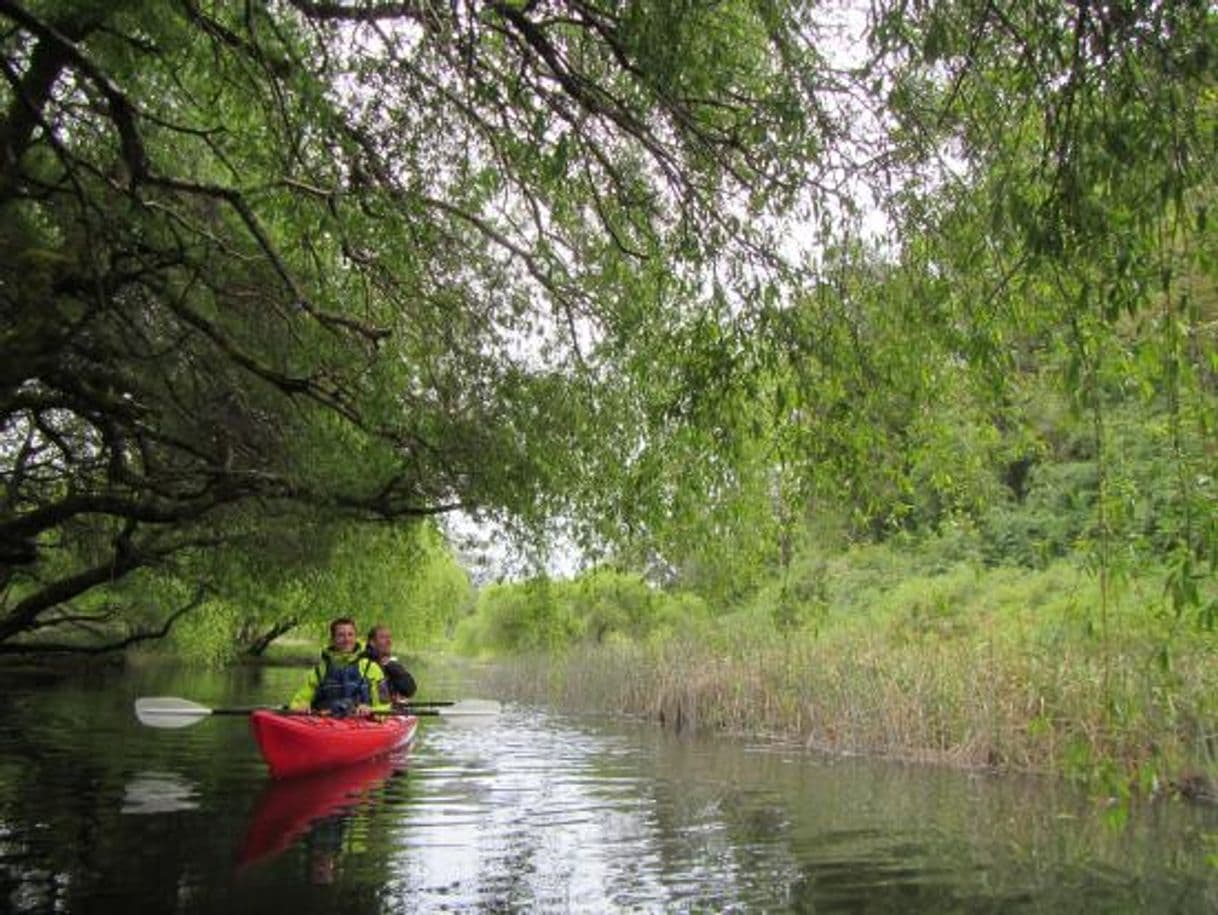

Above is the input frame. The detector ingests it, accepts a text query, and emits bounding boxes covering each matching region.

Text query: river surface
[2,662,1218,913]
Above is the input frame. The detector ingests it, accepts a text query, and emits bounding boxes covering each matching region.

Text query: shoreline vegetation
[461,552,1218,805]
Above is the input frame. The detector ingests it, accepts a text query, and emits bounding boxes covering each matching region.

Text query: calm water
[2,663,1218,913]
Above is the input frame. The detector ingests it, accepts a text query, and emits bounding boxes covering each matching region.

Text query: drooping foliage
[0,0,833,651]
[157,520,471,665]
[5,0,1218,655]
[658,0,1218,592]
[850,0,1218,621]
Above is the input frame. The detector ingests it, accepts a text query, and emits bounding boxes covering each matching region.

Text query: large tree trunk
[243,618,298,657]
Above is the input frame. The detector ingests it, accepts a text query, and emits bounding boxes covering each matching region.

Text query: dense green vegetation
[0,0,826,651]
[471,539,1218,791]
[5,0,1218,789]
[159,520,472,665]
[464,280,1218,787]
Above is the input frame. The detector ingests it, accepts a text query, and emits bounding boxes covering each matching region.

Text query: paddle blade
[432,699,502,718]
[393,699,501,718]
[135,697,212,729]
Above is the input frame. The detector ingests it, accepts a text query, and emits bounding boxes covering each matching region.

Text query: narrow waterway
[1,662,1216,913]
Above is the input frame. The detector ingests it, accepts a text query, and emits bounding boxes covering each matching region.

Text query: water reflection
[2,665,1218,913]
[121,770,201,815]
[238,755,405,880]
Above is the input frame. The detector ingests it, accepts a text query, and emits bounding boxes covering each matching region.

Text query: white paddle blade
[135,697,212,729]
[435,699,502,717]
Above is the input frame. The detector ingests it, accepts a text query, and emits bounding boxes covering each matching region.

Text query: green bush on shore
[466,545,1218,796]
[454,568,709,655]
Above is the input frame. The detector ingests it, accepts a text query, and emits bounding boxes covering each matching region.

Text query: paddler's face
[371,629,392,657]
[332,623,357,653]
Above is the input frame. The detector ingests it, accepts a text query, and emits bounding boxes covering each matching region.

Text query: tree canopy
[4,0,1218,653]
[0,0,834,650]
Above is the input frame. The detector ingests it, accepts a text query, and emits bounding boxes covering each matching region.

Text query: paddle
[134,696,501,729]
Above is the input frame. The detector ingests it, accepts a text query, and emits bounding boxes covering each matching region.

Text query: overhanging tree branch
[0,585,207,654]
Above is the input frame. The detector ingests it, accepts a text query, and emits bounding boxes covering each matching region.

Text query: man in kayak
[364,623,418,704]
[288,617,389,715]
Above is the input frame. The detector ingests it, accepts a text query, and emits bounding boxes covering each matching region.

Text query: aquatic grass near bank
[493,629,1218,787]
[484,562,1218,794]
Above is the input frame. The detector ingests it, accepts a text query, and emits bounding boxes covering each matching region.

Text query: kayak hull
[249,710,417,779]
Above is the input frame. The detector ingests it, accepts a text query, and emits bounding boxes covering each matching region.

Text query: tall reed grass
[483,559,1218,793]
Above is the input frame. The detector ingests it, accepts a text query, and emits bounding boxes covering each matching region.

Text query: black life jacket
[381,657,417,699]
[311,650,373,714]
[361,646,416,702]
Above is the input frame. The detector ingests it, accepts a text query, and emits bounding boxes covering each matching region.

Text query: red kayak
[249,710,417,779]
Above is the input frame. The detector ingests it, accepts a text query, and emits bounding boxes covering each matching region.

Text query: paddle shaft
[157,706,449,717]
[135,696,500,728]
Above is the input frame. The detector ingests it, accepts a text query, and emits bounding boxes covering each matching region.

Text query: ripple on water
[4,670,1218,913]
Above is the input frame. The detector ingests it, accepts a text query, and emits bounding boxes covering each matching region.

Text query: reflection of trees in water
[470,827,546,911]
[7,670,1218,912]
[624,738,803,909]
[0,682,225,913]
[565,730,1218,912]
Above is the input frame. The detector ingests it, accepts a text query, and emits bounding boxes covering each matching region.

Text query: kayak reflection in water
[305,816,345,885]
[363,623,418,705]
[238,756,397,875]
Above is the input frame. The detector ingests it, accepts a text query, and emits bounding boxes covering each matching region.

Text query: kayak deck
[249,710,417,779]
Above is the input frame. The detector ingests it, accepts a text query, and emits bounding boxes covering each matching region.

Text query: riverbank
[479,555,1218,800]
